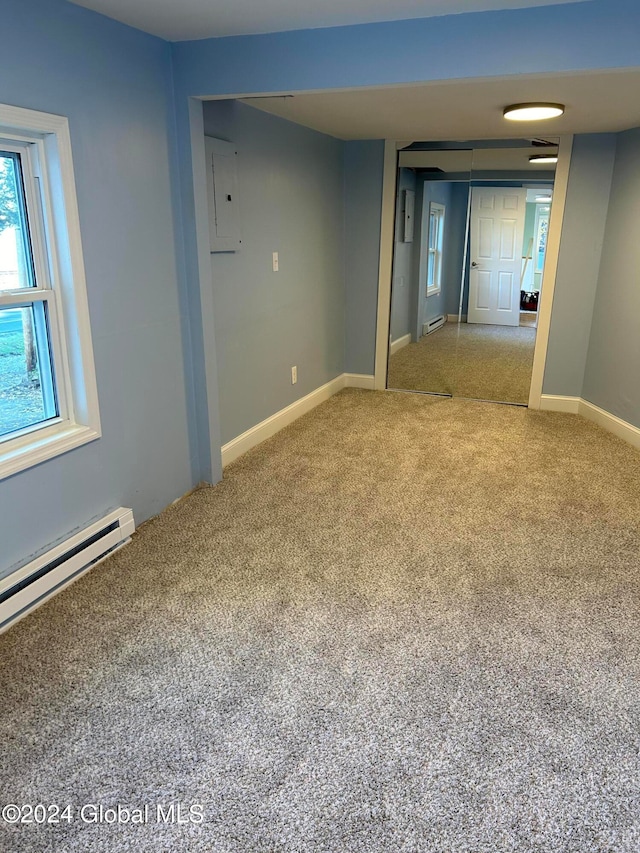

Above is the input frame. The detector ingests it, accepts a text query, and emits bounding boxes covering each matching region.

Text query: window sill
[0,421,101,481]
[427,288,441,297]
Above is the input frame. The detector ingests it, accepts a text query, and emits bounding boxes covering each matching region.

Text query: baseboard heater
[422,314,446,336]
[0,507,135,634]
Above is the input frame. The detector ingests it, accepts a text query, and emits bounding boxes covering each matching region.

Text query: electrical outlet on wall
[272,251,279,272]
[291,366,297,385]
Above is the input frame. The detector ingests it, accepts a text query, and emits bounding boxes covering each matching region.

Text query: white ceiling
[68,0,587,42]
[238,69,640,140]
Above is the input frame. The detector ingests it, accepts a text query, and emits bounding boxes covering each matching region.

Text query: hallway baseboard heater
[423,314,446,336]
[0,507,135,634]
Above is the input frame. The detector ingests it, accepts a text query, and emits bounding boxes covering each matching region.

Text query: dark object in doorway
[520,290,539,311]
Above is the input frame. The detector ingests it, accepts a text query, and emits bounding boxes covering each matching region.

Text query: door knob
[471,261,479,267]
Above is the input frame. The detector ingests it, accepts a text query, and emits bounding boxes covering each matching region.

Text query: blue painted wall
[446,184,471,318]
[543,134,617,398]
[0,0,195,576]
[202,101,345,444]
[582,128,640,426]
[4,0,640,578]
[417,180,467,332]
[390,169,417,343]
[170,0,640,394]
[172,0,640,98]
[344,140,384,376]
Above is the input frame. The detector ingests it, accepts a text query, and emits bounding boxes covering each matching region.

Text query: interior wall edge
[581,126,640,429]
[541,132,618,401]
[539,394,640,451]
[221,373,373,467]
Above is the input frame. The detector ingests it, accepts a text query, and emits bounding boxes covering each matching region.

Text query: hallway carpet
[2,390,640,852]
[387,321,536,403]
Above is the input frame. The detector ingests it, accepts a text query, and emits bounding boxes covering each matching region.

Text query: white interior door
[468,187,526,326]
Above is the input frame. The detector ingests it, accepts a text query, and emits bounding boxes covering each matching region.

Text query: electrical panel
[402,189,415,243]
[205,136,241,252]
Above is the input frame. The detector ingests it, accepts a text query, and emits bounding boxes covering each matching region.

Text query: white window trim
[0,104,100,480]
[426,201,445,297]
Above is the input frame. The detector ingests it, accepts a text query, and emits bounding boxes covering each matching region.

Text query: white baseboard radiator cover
[0,507,134,634]
[423,314,446,336]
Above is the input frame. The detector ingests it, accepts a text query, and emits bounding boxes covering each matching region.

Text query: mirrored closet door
[386,138,558,406]
[386,147,472,396]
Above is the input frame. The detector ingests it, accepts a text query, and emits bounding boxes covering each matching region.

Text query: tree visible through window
[0,151,57,438]
[0,103,101,480]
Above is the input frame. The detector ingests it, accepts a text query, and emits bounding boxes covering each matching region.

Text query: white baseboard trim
[539,394,640,450]
[221,373,376,466]
[222,384,640,468]
[344,373,376,390]
[539,394,581,414]
[389,334,411,356]
[579,399,640,450]
[221,375,344,467]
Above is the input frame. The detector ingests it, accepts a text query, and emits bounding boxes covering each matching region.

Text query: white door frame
[468,185,527,327]
[373,135,574,409]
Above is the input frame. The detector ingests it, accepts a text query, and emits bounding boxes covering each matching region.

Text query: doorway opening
[382,138,568,407]
[519,187,553,330]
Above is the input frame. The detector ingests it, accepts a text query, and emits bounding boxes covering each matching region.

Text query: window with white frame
[426,202,445,295]
[0,104,100,480]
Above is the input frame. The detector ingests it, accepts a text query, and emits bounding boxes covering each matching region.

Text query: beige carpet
[2,389,640,852]
[388,321,536,404]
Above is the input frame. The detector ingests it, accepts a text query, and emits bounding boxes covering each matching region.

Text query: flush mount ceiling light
[529,154,559,164]
[503,103,565,121]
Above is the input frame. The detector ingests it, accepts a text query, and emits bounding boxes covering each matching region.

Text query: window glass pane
[0,303,58,438]
[428,212,436,250]
[0,152,35,292]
